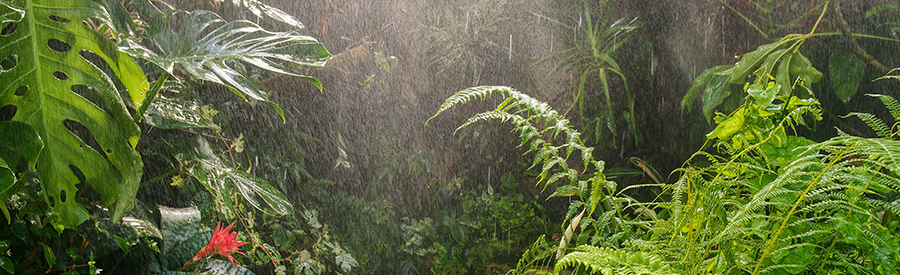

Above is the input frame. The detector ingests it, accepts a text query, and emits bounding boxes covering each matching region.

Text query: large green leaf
[682,65,731,114]
[174,136,293,216]
[0,0,147,228]
[702,72,732,124]
[829,48,866,103]
[122,9,330,122]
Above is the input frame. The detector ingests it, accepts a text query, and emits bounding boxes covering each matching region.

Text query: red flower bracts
[181,221,249,270]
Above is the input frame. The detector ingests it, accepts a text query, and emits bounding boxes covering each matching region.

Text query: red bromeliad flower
[180,221,249,270]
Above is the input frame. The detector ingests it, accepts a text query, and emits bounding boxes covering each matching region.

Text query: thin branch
[834,0,890,74]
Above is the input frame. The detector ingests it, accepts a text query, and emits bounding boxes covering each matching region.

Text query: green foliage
[435,72,900,274]
[429,86,635,272]
[1,0,148,229]
[828,48,866,103]
[171,136,294,217]
[428,86,597,189]
[683,32,823,123]
[0,0,340,274]
[121,8,330,122]
[534,0,641,148]
[554,245,676,275]
[420,0,509,85]
[866,4,900,37]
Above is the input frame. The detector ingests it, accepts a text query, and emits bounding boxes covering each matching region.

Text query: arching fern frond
[555,245,678,275]
[845,112,891,138]
[427,86,595,188]
[867,94,900,122]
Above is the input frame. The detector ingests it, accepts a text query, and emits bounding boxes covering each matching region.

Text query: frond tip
[555,245,678,275]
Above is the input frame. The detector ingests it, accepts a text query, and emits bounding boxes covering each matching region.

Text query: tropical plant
[0,0,342,273]
[428,86,649,272]
[534,0,641,148]
[420,0,509,86]
[0,0,149,229]
[431,72,900,274]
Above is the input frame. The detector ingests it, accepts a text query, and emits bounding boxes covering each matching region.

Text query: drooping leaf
[702,73,732,124]
[0,0,146,229]
[683,65,732,114]
[730,37,795,84]
[122,9,330,122]
[788,52,822,91]
[174,136,293,216]
[829,48,866,103]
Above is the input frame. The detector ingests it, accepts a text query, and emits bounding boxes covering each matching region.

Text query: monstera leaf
[0,0,148,229]
[122,9,331,122]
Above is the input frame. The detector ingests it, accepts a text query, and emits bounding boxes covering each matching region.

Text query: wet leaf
[708,108,746,141]
[122,9,331,122]
[549,185,579,198]
[683,65,731,114]
[174,136,293,216]
[829,49,866,103]
[730,38,793,84]
[747,82,780,107]
[1,0,146,229]
[788,52,822,90]
[0,256,11,274]
[143,95,220,130]
[702,73,732,124]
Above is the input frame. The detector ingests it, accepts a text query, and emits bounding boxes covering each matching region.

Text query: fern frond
[555,245,678,275]
[867,94,900,122]
[846,112,891,138]
[513,235,557,275]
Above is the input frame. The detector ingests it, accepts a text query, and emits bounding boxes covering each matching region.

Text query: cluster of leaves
[428,86,646,273]
[419,0,510,85]
[534,0,641,149]
[431,62,900,275]
[427,173,545,274]
[0,0,361,274]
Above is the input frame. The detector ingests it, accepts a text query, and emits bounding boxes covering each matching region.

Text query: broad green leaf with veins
[122,9,331,122]
[0,0,147,229]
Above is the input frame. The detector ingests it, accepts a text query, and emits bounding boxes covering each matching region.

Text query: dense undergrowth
[2,0,900,274]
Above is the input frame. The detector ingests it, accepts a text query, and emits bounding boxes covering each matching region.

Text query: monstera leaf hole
[53,71,68,80]
[63,120,107,161]
[14,86,26,96]
[0,105,15,121]
[72,85,111,114]
[47,15,70,24]
[0,54,15,70]
[48,39,71,52]
[0,22,14,36]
